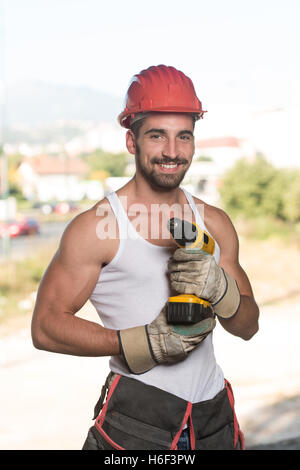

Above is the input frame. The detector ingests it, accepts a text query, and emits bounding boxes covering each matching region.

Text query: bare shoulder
[193,198,256,296]
[58,198,119,267]
[193,197,239,259]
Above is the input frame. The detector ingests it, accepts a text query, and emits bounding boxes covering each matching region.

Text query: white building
[17,154,90,201]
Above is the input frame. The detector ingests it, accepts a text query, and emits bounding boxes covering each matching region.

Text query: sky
[1,0,300,166]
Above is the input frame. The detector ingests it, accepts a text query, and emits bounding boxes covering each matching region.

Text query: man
[31,65,259,450]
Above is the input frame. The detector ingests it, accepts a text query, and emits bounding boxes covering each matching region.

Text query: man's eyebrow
[178,130,194,137]
[144,128,167,135]
[144,128,194,136]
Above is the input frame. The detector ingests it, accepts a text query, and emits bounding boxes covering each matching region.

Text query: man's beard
[135,144,190,191]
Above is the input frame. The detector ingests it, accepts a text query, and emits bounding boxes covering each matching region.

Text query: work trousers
[82,374,244,450]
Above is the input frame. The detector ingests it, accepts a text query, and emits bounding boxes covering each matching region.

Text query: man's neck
[123,175,184,207]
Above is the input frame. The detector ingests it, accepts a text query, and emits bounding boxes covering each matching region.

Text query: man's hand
[168,249,240,319]
[118,303,216,374]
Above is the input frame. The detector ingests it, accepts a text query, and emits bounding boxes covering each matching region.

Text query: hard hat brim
[118,108,206,129]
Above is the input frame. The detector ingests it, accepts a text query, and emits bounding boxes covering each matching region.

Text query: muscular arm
[211,209,259,340]
[31,209,120,356]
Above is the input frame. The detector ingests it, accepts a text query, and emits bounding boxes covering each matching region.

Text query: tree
[282,173,300,223]
[81,150,129,178]
[219,155,277,218]
[6,154,25,200]
[219,155,300,222]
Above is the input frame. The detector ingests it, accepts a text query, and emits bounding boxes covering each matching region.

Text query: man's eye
[150,134,162,139]
[180,135,191,140]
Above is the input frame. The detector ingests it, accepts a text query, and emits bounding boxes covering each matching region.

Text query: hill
[4,81,123,125]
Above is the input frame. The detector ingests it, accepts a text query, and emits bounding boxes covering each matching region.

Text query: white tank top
[89,188,224,403]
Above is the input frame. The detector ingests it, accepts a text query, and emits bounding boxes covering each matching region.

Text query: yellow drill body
[167,217,215,324]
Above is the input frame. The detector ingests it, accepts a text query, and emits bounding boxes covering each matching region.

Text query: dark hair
[130,117,147,140]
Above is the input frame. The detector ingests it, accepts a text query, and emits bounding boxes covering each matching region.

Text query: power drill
[166,217,215,324]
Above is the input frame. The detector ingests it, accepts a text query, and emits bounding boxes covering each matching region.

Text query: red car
[0,218,40,238]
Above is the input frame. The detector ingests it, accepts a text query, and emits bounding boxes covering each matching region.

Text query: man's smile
[151,156,189,175]
[156,162,183,173]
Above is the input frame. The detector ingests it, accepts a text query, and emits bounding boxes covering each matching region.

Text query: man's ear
[126,130,136,155]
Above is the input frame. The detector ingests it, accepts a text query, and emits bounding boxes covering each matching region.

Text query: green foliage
[8,182,24,200]
[281,173,300,223]
[0,243,57,324]
[219,155,300,223]
[8,153,23,168]
[196,155,213,162]
[81,149,129,177]
[236,216,293,241]
[6,153,26,200]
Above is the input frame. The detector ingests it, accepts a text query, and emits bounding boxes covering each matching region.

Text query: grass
[0,242,57,326]
[233,216,300,247]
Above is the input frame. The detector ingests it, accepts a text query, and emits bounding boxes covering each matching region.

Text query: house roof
[21,154,89,175]
[196,137,241,149]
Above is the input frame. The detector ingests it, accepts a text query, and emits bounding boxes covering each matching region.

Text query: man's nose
[162,138,177,159]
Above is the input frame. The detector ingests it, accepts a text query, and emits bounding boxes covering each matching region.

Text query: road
[0,221,68,261]
[1,295,300,450]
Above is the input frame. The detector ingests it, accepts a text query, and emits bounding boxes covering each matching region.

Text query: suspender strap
[170,402,193,450]
[225,379,245,450]
[93,371,117,420]
[95,374,125,450]
[97,374,121,427]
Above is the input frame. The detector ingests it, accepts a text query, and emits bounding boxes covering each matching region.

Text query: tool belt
[87,372,245,450]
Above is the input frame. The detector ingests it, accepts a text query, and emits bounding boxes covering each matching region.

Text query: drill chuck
[167,217,198,247]
[168,217,215,253]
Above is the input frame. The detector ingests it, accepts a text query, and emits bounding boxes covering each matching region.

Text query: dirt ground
[1,237,300,450]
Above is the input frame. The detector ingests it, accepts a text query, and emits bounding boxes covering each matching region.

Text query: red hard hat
[118,65,206,128]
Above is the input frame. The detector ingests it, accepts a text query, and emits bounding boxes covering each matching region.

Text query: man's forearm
[31,312,120,357]
[217,294,259,340]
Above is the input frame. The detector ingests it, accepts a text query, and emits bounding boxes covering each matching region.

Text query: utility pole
[0,0,11,258]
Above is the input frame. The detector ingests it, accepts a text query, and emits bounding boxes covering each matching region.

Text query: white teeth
[159,164,177,168]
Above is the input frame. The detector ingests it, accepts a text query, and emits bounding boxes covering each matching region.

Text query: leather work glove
[168,249,241,319]
[118,303,215,375]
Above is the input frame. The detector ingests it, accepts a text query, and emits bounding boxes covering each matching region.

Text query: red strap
[225,380,245,450]
[94,374,125,450]
[170,401,192,450]
[188,414,196,450]
[97,373,121,427]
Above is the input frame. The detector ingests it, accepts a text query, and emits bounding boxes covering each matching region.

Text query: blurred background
[1,0,300,450]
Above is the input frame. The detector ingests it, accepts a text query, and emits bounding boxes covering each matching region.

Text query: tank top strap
[181,187,221,264]
[181,187,206,231]
[106,191,129,240]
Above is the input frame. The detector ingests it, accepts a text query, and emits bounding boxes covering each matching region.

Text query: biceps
[34,252,101,317]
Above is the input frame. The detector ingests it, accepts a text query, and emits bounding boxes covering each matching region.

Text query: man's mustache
[151,157,189,165]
